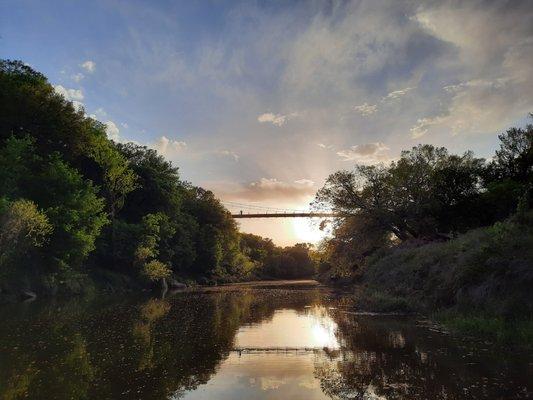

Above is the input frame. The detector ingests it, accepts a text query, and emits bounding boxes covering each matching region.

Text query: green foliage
[0,59,275,292]
[0,199,53,281]
[436,312,533,346]
[142,260,171,282]
[358,289,413,313]
[359,212,533,321]
[0,136,107,268]
[0,199,52,249]
[315,120,533,278]
[239,234,317,279]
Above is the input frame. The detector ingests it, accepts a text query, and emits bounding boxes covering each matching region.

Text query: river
[0,281,531,399]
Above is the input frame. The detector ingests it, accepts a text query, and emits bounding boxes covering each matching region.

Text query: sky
[1,0,532,245]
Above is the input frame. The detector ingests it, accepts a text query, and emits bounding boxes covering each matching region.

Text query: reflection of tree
[314,313,532,400]
[0,288,322,400]
[0,308,95,400]
[133,299,171,371]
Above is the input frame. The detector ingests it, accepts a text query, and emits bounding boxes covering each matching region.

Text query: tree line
[314,118,532,277]
[0,60,316,295]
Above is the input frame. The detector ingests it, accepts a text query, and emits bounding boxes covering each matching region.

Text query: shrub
[142,260,171,282]
[0,198,52,249]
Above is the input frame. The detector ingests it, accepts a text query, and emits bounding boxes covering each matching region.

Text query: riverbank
[323,211,533,346]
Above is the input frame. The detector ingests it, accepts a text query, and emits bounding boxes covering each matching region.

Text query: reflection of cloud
[298,377,320,390]
[337,142,390,164]
[219,178,315,201]
[259,377,286,391]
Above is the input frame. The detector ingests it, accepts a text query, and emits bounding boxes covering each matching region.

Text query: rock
[161,277,168,291]
[169,278,187,289]
[159,277,168,298]
[20,290,37,301]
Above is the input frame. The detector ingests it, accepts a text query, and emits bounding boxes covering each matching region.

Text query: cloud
[120,122,129,128]
[382,87,415,101]
[337,142,390,164]
[53,85,84,101]
[317,143,334,149]
[294,178,314,186]
[105,121,120,141]
[410,116,447,139]
[220,178,316,201]
[217,149,239,161]
[72,72,84,82]
[409,1,533,136]
[353,103,378,116]
[153,136,187,155]
[80,60,96,73]
[95,107,107,117]
[257,112,297,127]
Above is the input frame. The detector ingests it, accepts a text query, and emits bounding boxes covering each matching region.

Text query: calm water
[0,282,531,399]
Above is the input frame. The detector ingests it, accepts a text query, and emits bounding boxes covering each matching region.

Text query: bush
[0,199,52,280]
[142,260,171,282]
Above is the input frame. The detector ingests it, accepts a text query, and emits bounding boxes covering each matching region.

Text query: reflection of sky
[179,307,339,399]
[235,307,339,349]
[179,353,327,400]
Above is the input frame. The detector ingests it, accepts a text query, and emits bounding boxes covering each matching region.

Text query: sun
[291,218,329,245]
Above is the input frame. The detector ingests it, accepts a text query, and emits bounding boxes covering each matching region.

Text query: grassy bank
[350,211,533,345]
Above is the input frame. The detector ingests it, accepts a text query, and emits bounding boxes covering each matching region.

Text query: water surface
[0,282,531,399]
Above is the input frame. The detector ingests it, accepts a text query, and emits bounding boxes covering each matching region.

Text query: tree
[490,121,533,184]
[315,145,486,242]
[0,136,107,268]
[0,198,52,278]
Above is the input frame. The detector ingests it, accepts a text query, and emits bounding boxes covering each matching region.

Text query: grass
[355,211,533,346]
[356,288,414,313]
[435,311,533,347]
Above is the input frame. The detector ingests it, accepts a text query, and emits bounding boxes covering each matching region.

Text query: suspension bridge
[222,201,338,219]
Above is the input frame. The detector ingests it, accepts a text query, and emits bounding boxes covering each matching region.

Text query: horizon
[2,0,532,245]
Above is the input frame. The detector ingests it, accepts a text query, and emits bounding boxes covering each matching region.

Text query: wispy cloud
[382,87,415,101]
[217,149,239,161]
[257,112,298,127]
[72,72,84,82]
[219,178,315,201]
[353,103,378,116]
[410,116,447,139]
[337,142,390,164]
[80,60,96,73]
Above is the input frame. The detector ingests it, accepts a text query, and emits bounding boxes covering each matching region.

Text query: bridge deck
[232,212,337,218]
